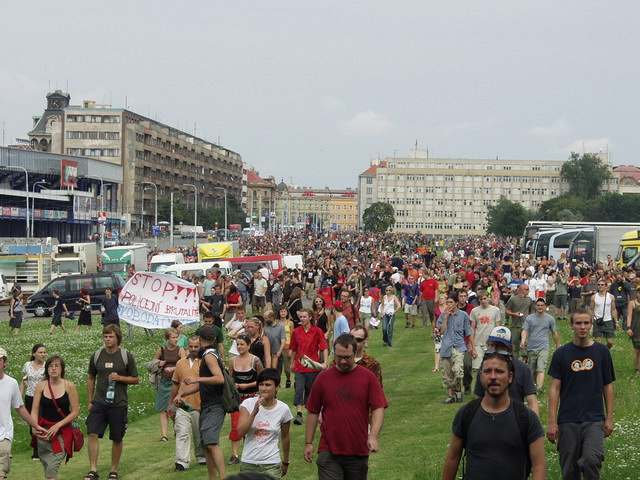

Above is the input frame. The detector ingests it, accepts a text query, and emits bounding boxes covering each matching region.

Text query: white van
[149,253,186,273]
[163,261,232,279]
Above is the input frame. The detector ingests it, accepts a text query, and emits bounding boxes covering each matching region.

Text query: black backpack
[458,398,531,479]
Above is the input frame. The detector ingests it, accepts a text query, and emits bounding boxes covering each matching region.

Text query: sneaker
[442,396,456,404]
[286,379,291,388]
[196,457,207,465]
[175,463,186,472]
[293,413,303,425]
[455,392,464,403]
[228,455,240,465]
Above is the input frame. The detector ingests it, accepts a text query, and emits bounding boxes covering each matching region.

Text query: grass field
[2,313,640,479]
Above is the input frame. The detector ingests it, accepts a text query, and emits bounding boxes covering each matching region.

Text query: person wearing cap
[0,346,48,479]
[521,298,560,393]
[177,325,227,480]
[442,347,546,480]
[474,326,539,415]
[547,306,615,480]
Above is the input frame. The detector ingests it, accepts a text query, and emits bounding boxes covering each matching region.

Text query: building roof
[359,160,387,177]
[247,169,276,187]
[613,165,640,183]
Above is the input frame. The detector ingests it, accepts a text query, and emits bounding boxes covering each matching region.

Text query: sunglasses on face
[353,337,366,342]
[484,347,512,358]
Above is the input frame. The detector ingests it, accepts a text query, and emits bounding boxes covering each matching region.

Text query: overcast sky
[2,1,638,187]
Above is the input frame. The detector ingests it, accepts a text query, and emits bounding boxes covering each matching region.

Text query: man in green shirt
[505,285,533,358]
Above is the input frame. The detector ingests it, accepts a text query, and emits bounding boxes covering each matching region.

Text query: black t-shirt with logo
[548,342,615,424]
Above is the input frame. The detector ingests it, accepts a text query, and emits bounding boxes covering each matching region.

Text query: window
[95,276,115,290]
[68,276,93,293]
[47,279,67,293]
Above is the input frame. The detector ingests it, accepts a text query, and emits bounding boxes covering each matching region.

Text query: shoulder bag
[47,379,84,452]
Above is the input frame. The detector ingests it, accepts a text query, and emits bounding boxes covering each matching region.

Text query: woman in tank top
[30,355,80,480]
[153,327,186,442]
[625,294,640,374]
[228,334,264,465]
[246,316,271,369]
[379,286,401,347]
[21,343,47,460]
[591,280,617,350]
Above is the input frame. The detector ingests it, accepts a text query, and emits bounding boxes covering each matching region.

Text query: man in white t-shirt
[469,294,502,383]
[236,368,293,478]
[0,347,47,479]
[252,271,268,314]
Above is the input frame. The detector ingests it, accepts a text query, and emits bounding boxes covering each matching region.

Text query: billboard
[60,159,78,188]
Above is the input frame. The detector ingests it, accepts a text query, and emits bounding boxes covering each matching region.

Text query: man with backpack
[442,349,546,480]
[175,325,229,480]
[85,324,139,480]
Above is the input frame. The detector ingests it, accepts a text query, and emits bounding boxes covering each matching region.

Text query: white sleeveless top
[382,296,396,315]
[359,296,372,314]
[593,292,613,322]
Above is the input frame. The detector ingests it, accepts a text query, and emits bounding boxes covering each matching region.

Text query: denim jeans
[382,313,395,346]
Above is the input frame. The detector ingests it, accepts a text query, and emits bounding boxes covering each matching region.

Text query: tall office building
[28,90,242,233]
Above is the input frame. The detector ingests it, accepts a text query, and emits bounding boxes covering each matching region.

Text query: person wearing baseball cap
[0,346,48,478]
[473,326,539,416]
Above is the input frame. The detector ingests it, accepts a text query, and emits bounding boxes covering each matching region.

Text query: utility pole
[183,184,197,247]
[214,187,227,240]
[143,182,158,247]
[169,191,174,248]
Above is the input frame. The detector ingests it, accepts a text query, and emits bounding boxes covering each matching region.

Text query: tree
[363,202,395,232]
[486,197,534,237]
[538,194,590,222]
[561,152,612,198]
[588,192,640,222]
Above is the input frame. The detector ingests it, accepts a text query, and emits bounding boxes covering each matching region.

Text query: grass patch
[1,314,639,479]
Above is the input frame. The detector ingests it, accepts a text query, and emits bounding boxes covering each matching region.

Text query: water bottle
[105,379,116,404]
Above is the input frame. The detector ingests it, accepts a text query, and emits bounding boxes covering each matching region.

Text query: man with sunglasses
[442,347,546,480]
[547,306,615,480]
[474,326,539,415]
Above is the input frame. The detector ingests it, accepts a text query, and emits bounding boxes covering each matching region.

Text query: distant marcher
[521,298,561,392]
[350,325,383,386]
[9,289,24,335]
[263,311,286,379]
[0,346,48,480]
[50,290,68,334]
[379,286,401,347]
[31,355,80,480]
[442,350,546,480]
[100,288,119,326]
[85,325,139,480]
[76,288,92,331]
[304,334,387,480]
[278,307,294,388]
[358,287,374,330]
[591,280,617,350]
[547,307,615,480]
[625,294,640,375]
[237,368,292,477]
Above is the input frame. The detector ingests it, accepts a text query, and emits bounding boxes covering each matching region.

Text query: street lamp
[183,183,197,246]
[213,187,227,240]
[0,165,29,237]
[31,180,48,237]
[143,182,158,247]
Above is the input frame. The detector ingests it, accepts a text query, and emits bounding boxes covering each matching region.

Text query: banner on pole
[118,272,200,329]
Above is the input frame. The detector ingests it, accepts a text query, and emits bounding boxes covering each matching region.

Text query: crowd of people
[1,229,639,479]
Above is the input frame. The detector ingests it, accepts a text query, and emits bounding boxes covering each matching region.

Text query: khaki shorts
[471,344,488,370]
[527,350,549,373]
[0,439,11,479]
[441,348,465,390]
[404,304,418,316]
[240,461,281,478]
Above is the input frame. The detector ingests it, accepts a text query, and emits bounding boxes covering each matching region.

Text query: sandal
[84,472,99,480]
[160,435,168,442]
[108,473,119,480]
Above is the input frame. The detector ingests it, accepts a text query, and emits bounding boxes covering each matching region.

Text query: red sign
[60,159,78,188]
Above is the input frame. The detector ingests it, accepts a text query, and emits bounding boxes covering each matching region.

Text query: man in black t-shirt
[442,350,545,480]
[86,324,139,480]
[547,307,615,480]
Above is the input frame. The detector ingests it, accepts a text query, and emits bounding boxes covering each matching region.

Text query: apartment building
[246,168,276,229]
[358,153,569,235]
[28,90,242,233]
[275,184,358,230]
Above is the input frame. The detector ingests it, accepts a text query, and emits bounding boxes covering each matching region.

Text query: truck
[197,241,240,262]
[52,243,97,279]
[0,237,55,294]
[616,230,640,267]
[149,252,186,273]
[178,225,205,238]
[101,244,149,278]
[567,224,640,266]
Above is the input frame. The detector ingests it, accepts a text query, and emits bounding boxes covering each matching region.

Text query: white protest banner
[118,272,200,329]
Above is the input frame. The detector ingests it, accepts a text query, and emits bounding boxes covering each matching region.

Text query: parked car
[25,272,126,317]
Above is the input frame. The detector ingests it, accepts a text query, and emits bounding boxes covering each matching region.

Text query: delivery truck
[568,224,640,266]
[101,243,149,277]
[197,241,239,262]
[52,243,97,279]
